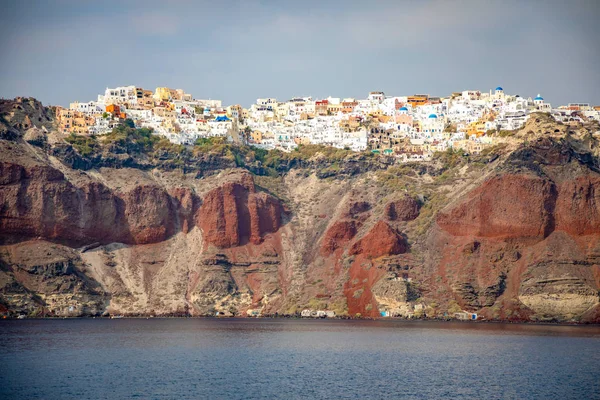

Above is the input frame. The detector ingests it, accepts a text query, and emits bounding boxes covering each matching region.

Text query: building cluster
[57,85,600,160]
[58,85,231,145]
[300,309,337,318]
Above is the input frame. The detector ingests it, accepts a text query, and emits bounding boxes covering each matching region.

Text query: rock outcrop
[0,98,54,139]
[0,161,183,244]
[350,221,407,259]
[432,163,600,321]
[198,176,284,248]
[384,196,420,221]
[321,220,359,256]
[436,174,556,239]
[0,240,106,316]
[555,176,600,235]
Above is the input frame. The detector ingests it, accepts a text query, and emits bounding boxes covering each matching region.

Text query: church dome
[428,114,437,119]
[534,94,544,101]
[399,106,408,111]
[495,86,503,91]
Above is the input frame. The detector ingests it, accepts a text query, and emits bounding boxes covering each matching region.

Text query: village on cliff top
[57,86,600,162]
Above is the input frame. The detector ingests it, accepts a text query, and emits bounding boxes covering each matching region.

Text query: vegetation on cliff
[59,120,388,177]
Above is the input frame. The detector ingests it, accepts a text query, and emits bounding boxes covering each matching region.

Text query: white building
[99,85,137,105]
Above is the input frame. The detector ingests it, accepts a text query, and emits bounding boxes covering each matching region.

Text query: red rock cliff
[437,174,556,239]
[350,221,407,259]
[197,176,284,248]
[432,171,600,322]
[0,161,192,244]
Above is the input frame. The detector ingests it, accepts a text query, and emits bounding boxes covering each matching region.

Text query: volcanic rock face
[198,178,284,248]
[0,161,184,244]
[436,174,557,239]
[385,196,420,221]
[433,170,600,321]
[0,136,287,317]
[436,173,600,240]
[0,240,106,316]
[321,220,359,256]
[0,151,284,248]
[340,221,410,318]
[555,176,600,236]
[344,201,371,218]
[350,221,407,259]
[1,102,599,322]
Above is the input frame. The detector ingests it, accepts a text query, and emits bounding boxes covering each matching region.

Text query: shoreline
[2,315,599,326]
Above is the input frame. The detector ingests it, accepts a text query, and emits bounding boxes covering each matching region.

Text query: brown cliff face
[431,171,600,322]
[437,173,600,239]
[344,201,371,218]
[343,221,409,318]
[555,176,600,236]
[0,240,106,317]
[197,177,284,248]
[350,221,407,259]
[385,196,420,221]
[0,161,185,245]
[436,175,556,239]
[320,220,359,256]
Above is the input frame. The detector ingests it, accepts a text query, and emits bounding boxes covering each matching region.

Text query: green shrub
[65,133,98,157]
[433,148,466,170]
[497,129,516,137]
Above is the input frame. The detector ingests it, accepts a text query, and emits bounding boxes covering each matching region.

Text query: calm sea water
[1,319,599,400]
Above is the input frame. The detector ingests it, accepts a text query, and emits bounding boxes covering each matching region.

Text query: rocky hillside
[1,99,599,322]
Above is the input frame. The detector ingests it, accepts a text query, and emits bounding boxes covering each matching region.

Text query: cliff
[1,99,599,322]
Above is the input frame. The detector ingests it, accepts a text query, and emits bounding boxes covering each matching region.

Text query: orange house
[407,95,429,108]
[106,104,121,115]
[341,101,358,113]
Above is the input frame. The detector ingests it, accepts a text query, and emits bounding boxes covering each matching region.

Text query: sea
[1,318,599,399]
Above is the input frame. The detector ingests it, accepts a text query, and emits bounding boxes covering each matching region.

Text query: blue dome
[495,86,503,91]
[534,95,543,101]
[428,114,437,119]
[399,106,408,111]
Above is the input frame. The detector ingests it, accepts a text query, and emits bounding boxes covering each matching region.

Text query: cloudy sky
[1,0,599,107]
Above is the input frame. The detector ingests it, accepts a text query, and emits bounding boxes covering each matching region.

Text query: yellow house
[275,102,290,119]
[466,121,486,137]
[468,141,486,153]
[251,130,263,143]
[153,106,176,118]
[154,87,172,101]
[162,118,181,133]
[226,104,242,119]
[414,120,423,133]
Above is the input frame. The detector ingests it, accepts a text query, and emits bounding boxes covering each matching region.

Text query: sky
[1,0,599,108]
